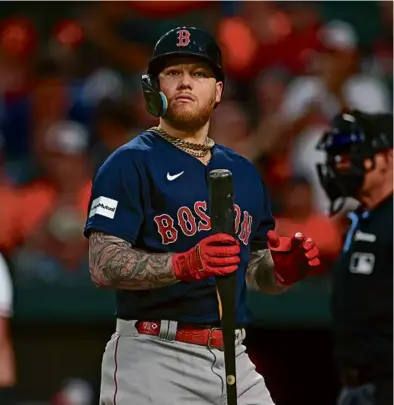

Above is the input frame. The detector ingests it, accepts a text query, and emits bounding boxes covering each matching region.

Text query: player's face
[159,57,223,131]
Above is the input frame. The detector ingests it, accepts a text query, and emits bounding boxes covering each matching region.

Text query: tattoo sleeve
[88,231,179,290]
[246,249,289,294]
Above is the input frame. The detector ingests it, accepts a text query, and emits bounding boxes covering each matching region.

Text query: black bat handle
[208,169,238,405]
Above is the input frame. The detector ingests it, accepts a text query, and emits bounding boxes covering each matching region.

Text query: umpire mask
[316,111,392,215]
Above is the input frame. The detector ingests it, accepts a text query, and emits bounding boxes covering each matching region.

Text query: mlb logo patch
[349,252,375,275]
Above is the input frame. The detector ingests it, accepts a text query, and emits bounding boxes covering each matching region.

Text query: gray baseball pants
[99,319,275,405]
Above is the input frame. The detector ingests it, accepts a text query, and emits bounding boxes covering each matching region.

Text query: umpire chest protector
[141,26,225,117]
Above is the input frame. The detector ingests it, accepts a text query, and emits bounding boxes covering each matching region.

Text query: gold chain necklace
[148,126,215,158]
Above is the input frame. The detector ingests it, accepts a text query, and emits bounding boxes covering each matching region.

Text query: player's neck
[158,120,210,145]
[359,178,393,210]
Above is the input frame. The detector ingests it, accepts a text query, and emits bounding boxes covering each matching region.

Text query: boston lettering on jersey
[154,201,252,245]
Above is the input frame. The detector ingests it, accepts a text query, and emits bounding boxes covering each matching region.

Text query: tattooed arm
[88,231,179,290]
[246,249,289,294]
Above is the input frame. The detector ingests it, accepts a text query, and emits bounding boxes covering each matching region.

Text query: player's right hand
[172,233,240,282]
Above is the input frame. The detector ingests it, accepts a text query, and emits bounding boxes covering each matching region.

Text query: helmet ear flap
[141,74,168,118]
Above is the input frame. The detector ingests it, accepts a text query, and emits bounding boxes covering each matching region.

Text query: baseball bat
[208,169,238,405]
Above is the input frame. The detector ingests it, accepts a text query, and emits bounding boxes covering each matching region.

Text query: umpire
[316,110,393,405]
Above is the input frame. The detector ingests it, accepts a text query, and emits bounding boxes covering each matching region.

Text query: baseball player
[84,26,320,405]
[316,110,393,405]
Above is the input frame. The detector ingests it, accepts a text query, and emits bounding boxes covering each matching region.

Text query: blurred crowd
[0,2,392,403]
[0,1,391,280]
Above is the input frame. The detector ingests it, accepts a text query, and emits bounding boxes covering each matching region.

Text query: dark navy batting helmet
[141,26,224,118]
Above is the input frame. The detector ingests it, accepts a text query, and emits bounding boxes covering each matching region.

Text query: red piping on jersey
[113,335,120,405]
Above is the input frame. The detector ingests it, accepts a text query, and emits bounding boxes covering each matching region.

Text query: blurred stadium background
[0,1,391,405]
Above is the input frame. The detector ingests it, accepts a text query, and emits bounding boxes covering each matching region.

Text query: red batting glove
[172,233,240,282]
[267,230,320,286]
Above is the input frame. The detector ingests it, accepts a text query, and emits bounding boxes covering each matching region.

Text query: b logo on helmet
[176,29,190,47]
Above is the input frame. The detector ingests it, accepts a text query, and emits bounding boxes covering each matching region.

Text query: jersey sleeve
[250,179,275,251]
[84,149,144,244]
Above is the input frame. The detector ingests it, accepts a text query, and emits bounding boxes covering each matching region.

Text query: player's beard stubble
[165,92,216,133]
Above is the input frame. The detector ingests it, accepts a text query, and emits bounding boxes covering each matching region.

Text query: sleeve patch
[89,196,118,219]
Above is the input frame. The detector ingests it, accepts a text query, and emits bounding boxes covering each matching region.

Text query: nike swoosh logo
[167,171,184,181]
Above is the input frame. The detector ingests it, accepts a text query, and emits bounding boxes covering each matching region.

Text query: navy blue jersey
[84,130,275,324]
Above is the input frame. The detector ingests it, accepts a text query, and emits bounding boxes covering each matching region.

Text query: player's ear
[215,81,223,104]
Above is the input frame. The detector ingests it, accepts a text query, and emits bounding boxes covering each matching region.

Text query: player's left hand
[267,230,320,286]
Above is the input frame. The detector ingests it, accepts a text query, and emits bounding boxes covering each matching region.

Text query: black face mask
[316,155,366,215]
[316,127,373,215]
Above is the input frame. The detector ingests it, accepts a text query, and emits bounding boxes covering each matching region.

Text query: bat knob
[209,169,232,180]
[226,375,236,385]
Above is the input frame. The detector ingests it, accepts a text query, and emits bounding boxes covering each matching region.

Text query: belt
[135,321,227,350]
